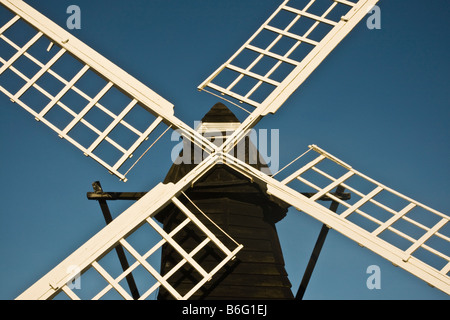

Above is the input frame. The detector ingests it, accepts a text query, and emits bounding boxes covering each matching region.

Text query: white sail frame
[224,147,450,295]
[16,153,243,300]
[199,0,380,153]
[0,0,215,180]
[5,0,448,299]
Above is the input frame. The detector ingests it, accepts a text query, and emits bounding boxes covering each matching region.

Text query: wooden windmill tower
[0,0,448,300]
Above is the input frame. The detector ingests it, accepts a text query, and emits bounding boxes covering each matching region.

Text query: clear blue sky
[0,0,449,300]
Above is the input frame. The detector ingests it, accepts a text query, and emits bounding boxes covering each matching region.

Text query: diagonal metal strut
[91,181,140,300]
[295,186,346,300]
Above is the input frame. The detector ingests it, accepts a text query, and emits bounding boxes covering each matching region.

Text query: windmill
[0,0,448,300]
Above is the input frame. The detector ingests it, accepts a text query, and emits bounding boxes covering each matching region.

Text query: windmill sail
[198,0,380,152]
[16,153,243,300]
[6,0,448,300]
[0,0,214,181]
[224,146,450,295]
[157,103,293,299]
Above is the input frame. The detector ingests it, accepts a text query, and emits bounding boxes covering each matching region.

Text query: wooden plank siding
[155,103,293,299]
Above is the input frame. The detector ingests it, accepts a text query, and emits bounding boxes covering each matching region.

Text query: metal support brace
[295,186,346,300]
[91,181,140,300]
[87,190,350,202]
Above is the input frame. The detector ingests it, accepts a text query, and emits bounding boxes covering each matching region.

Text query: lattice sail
[225,146,450,295]
[199,0,379,151]
[16,155,243,300]
[0,0,214,181]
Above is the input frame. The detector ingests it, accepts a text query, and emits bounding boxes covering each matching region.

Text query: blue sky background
[0,0,449,300]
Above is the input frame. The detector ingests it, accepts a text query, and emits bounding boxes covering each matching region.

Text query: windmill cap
[196,102,241,134]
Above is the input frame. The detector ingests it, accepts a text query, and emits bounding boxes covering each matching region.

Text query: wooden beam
[87,190,350,202]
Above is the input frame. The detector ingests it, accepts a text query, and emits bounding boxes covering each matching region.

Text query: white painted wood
[87,99,138,154]
[0,0,216,180]
[61,285,80,300]
[0,0,173,115]
[13,47,66,100]
[15,154,216,299]
[222,149,450,295]
[0,14,19,34]
[340,186,384,218]
[403,219,448,262]
[16,154,243,300]
[119,239,183,300]
[0,31,42,75]
[263,25,320,46]
[92,261,134,300]
[198,0,380,154]
[282,6,338,26]
[310,171,355,201]
[172,197,233,256]
[145,217,209,278]
[5,0,447,300]
[372,203,417,236]
[61,82,114,135]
